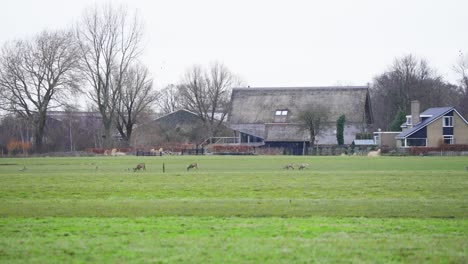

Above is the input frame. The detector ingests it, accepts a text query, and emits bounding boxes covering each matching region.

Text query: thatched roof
[228,86,373,142]
[229,86,372,124]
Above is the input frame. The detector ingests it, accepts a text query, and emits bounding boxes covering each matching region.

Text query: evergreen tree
[389,110,407,131]
[336,115,346,145]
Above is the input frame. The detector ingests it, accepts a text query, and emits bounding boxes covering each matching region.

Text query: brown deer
[187,163,198,171]
[283,163,294,170]
[298,163,309,170]
[133,163,146,172]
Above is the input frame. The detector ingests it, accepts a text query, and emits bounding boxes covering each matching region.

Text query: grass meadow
[0,155,467,263]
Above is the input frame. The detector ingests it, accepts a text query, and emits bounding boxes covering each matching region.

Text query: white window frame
[443,116,453,127]
[275,110,288,116]
[443,135,454,144]
[402,138,427,148]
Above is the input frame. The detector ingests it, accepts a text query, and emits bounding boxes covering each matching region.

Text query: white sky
[2,0,468,90]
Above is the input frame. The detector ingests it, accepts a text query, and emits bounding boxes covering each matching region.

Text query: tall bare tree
[0,30,80,152]
[76,4,143,147]
[157,84,182,114]
[297,104,330,147]
[116,64,158,145]
[178,62,240,138]
[454,52,468,117]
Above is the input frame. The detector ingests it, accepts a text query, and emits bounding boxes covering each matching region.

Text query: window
[401,138,427,147]
[443,135,454,144]
[443,116,453,127]
[406,117,412,125]
[275,110,288,116]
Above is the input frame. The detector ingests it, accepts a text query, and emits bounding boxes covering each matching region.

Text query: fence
[136,151,162,156]
[136,148,204,156]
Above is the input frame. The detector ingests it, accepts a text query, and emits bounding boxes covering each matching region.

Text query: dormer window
[275,110,288,116]
[274,109,289,123]
[443,116,453,127]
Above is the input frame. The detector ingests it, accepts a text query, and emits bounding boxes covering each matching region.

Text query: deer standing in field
[187,163,198,171]
[133,163,146,172]
[283,163,294,170]
[298,163,309,170]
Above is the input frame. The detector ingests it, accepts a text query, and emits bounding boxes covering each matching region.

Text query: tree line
[371,54,467,131]
[296,54,467,146]
[0,4,239,153]
[0,4,466,153]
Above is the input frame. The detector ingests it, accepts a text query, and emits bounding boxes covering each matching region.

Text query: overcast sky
[2,0,468,90]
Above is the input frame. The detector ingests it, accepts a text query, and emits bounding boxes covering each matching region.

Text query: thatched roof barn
[228,86,373,152]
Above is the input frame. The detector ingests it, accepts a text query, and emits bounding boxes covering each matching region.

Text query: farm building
[395,101,468,147]
[227,86,373,154]
[131,109,234,147]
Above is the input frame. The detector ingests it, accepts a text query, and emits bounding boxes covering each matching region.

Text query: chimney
[411,100,421,126]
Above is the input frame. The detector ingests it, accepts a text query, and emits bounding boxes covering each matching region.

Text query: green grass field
[0,155,467,263]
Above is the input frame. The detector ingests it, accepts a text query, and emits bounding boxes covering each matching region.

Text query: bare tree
[76,4,143,147]
[178,62,240,138]
[116,64,158,145]
[454,52,468,117]
[454,52,468,92]
[297,104,330,147]
[157,84,182,114]
[0,30,80,152]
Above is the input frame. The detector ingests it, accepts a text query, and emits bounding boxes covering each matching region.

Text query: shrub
[6,140,30,156]
[409,145,468,155]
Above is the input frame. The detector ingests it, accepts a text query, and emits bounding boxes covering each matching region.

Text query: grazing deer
[298,163,309,170]
[187,163,198,171]
[133,163,146,172]
[283,163,294,170]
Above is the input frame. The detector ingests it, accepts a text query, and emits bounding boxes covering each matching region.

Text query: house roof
[395,107,460,139]
[353,139,376,145]
[230,86,372,120]
[228,86,373,142]
[264,123,308,142]
[229,86,372,124]
[153,109,199,122]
